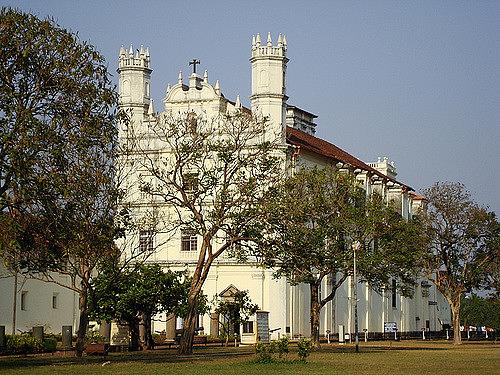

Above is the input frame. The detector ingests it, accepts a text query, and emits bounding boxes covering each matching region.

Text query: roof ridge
[285,126,413,191]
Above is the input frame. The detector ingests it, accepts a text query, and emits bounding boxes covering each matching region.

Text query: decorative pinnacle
[256,33,261,46]
[214,80,220,95]
[147,100,155,118]
[203,70,208,82]
[267,32,272,47]
[178,70,183,84]
[252,35,256,48]
[235,95,241,108]
[129,44,133,57]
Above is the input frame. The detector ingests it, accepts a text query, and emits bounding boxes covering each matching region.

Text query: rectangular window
[21,291,27,311]
[181,229,197,252]
[139,230,154,253]
[391,279,397,308]
[52,293,58,309]
[242,321,254,334]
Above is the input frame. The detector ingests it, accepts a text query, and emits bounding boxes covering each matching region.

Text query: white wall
[0,265,79,335]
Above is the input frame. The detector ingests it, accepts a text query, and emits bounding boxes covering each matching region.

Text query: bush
[42,337,58,352]
[297,338,313,362]
[6,334,42,354]
[255,337,289,363]
[276,336,289,358]
[85,331,105,344]
[255,341,275,363]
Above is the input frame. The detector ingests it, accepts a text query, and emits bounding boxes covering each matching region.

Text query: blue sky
[3,0,500,213]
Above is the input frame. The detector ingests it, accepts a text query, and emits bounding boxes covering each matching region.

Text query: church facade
[117,33,450,343]
[0,33,450,341]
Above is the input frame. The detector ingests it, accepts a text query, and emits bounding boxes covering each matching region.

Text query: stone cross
[189,59,200,74]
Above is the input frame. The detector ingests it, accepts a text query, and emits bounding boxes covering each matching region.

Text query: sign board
[256,311,270,342]
[384,322,397,333]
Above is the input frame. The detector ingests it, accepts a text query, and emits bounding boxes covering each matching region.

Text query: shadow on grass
[316,345,448,354]
[0,347,255,370]
[1,341,470,370]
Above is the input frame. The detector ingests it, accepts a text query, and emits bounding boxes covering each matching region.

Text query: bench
[193,335,208,346]
[85,343,109,356]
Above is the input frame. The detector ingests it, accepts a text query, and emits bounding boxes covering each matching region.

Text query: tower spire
[250,32,288,143]
[117,42,153,124]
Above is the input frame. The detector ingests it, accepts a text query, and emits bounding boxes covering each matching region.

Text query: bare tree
[126,111,284,354]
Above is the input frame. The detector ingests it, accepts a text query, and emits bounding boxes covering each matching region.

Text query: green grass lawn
[0,341,498,375]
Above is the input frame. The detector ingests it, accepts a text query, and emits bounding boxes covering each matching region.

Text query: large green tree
[0,8,122,356]
[422,182,500,344]
[461,294,500,332]
[248,167,426,347]
[91,263,189,350]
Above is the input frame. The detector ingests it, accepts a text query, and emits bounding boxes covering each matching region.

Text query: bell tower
[250,32,288,142]
[117,44,152,124]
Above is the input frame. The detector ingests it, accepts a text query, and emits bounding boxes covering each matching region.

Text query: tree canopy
[0,8,122,356]
[422,181,500,344]
[247,166,426,347]
[91,263,189,350]
[461,294,500,331]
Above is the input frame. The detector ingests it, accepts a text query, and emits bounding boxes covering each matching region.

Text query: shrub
[6,334,42,354]
[276,336,289,358]
[42,337,58,352]
[85,331,105,344]
[297,338,313,362]
[255,337,289,363]
[255,341,275,363]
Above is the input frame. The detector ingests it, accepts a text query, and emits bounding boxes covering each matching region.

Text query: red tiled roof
[409,192,426,200]
[285,126,413,191]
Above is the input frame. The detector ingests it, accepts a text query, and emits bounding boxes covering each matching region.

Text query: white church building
[0,33,450,342]
[116,33,450,343]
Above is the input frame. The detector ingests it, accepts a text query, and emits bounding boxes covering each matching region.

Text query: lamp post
[353,241,360,353]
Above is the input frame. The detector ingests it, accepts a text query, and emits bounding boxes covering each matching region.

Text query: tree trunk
[178,300,198,354]
[450,296,462,345]
[129,318,140,351]
[75,288,89,357]
[178,251,209,355]
[310,283,321,348]
[139,312,154,350]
